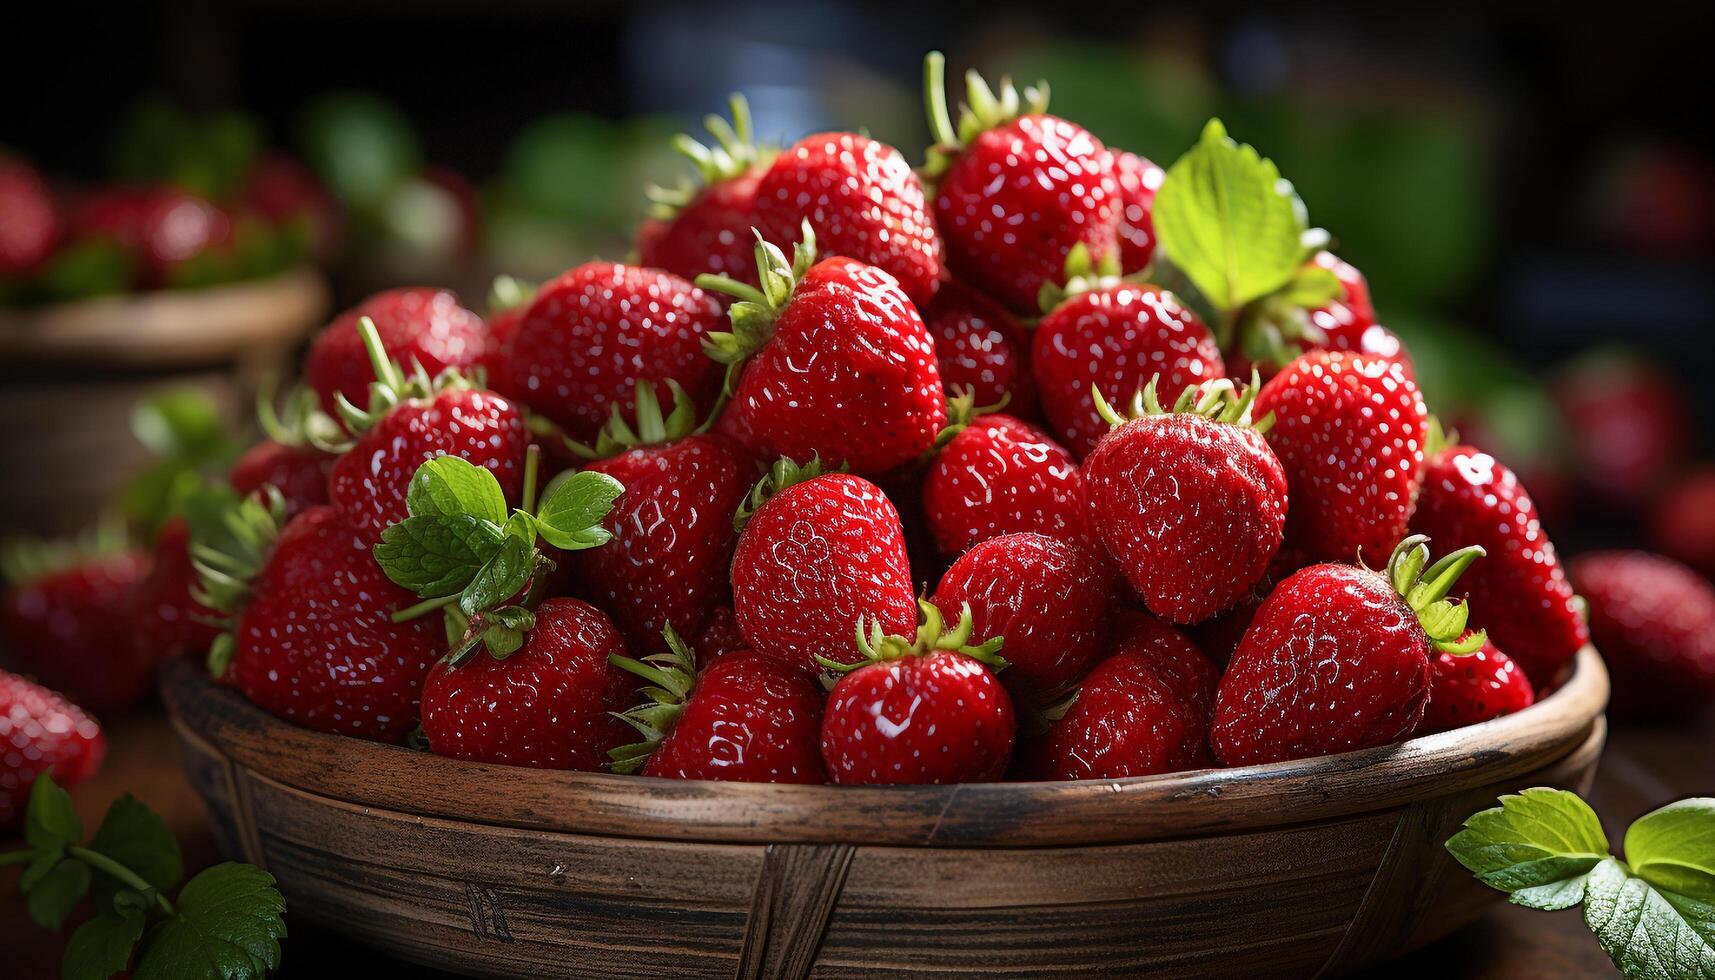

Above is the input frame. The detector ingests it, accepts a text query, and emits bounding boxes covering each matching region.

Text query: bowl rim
[161,646,1608,848]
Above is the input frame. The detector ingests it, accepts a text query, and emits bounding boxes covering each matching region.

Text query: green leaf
[1446,788,1611,898]
[25,774,81,852]
[87,794,184,915]
[133,863,287,980]
[130,389,229,461]
[28,856,91,930]
[63,909,146,980]
[1280,263,1343,308]
[372,514,505,596]
[21,849,64,891]
[406,456,508,524]
[1153,118,1308,313]
[1512,874,1596,912]
[534,470,624,551]
[1583,857,1715,980]
[459,532,533,616]
[1627,798,1715,902]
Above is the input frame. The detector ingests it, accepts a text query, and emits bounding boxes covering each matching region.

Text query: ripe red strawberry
[130,517,221,664]
[752,132,942,307]
[1211,535,1486,766]
[699,227,947,475]
[242,151,341,257]
[819,602,1015,785]
[1419,639,1535,735]
[696,604,744,660]
[305,287,488,420]
[71,185,233,288]
[1254,351,1428,564]
[1409,438,1587,688]
[0,156,61,278]
[932,532,1117,703]
[572,383,755,649]
[494,262,725,445]
[922,280,1035,416]
[475,275,536,400]
[0,669,105,830]
[1570,551,1715,719]
[608,628,825,782]
[2,546,153,713]
[207,503,442,742]
[1033,276,1224,459]
[1307,251,1375,324]
[1112,151,1162,274]
[1650,467,1715,578]
[638,95,771,286]
[923,54,1120,314]
[1555,353,1690,509]
[228,439,333,518]
[1083,377,1288,624]
[730,459,917,676]
[325,319,529,547]
[1017,614,1214,781]
[920,412,1086,558]
[419,598,634,769]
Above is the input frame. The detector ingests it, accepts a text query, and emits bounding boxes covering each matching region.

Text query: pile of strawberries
[6,54,1715,811]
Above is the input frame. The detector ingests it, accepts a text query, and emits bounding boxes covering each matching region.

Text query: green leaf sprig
[1448,789,1715,979]
[371,448,623,663]
[2,775,286,980]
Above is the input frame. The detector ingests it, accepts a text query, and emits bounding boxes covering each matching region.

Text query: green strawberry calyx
[1038,241,1123,313]
[565,379,701,460]
[696,221,817,400]
[1384,534,1488,655]
[921,51,1050,179]
[606,624,702,774]
[487,274,538,317]
[332,315,482,443]
[646,94,776,220]
[254,372,344,453]
[732,454,829,534]
[187,484,288,677]
[814,599,1008,679]
[926,388,1013,455]
[1091,370,1275,433]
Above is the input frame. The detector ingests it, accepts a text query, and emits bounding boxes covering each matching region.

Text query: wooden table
[4,707,1708,978]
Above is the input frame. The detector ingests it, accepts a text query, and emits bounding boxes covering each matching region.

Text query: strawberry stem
[521,444,540,515]
[392,593,458,623]
[67,846,176,917]
[924,51,956,148]
[355,316,403,394]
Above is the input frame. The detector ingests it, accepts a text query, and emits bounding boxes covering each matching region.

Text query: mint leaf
[28,856,91,930]
[133,863,287,980]
[406,456,508,525]
[63,909,146,980]
[373,514,505,596]
[1446,787,1611,903]
[459,531,533,616]
[1626,798,1715,902]
[1583,857,1715,980]
[87,794,183,915]
[25,774,81,852]
[534,470,623,551]
[1153,118,1307,313]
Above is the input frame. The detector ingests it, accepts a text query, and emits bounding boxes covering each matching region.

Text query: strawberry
[920,411,1086,558]
[752,132,942,307]
[1083,376,1288,624]
[0,669,105,831]
[1,543,153,714]
[242,151,340,257]
[923,54,1120,314]
[305,287,488,421]
[922,280,1036,416]
[70,185,233,288]
[1032,258,1224,459]
[1211,535,1486,766]
[1409,435,1587,688]
[324,319,529,547]
[1307,251,1375,324]
[1112,151,1163,274]
[1570,551,1715,720]
[418,598,634,769]
[1017,613,1215,781]
[0,156,61,278]
[1650,467,1715,578]
[476,275,536,400]
[932,532,1117,703]
[1418,639,1535,735]
[130,517,222,664]
[696,604,744,660]
[228,439,332,518]
[1254,350,1428,564]
[571,383,755,649]
[494,262,725,446]
[608,627,825,782]
[639,95,771,287]
[1554,352,1689,508]
[197,500,442,742]
[729,459,917,676]
[819,601,1015,785]
[699,226,947,475]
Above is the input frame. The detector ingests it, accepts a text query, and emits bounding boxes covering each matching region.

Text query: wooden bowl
[160,648,1608,980]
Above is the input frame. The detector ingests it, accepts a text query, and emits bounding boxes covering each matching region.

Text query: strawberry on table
[305,287,488,420]
[698,225,947,475]
[921,280,1036,417]
[1571,551,1715,720]
[1083,375,1288,624]
[0,669,105,831]
[1255,350,1428,564]
[1211,535,1487,767]
[639,95,772,287]
[819,601,1015,785]
[919,406,1087,559]
[608,626,825,783]
[923,52,1120,314]
[1419,639,1535,735]
[1112,150,1163,275]
[1,539,154,714]
[729,457,917,676]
